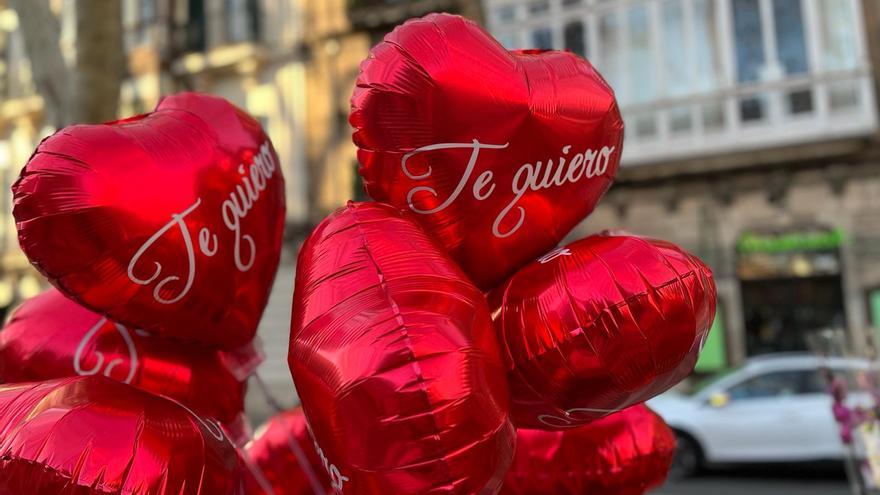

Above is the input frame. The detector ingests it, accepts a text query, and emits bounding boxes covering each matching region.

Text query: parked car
[649,353,872,478]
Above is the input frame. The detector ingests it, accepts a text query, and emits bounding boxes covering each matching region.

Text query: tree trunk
[8,0,70,127]
[9,0,124,127]
[70,0,124,124]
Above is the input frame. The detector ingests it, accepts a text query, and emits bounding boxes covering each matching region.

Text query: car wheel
[669,431,702,480]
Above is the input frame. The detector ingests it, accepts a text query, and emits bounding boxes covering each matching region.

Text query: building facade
[484,0,880,369]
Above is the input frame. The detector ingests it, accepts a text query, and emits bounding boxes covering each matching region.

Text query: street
[653,466,852,495]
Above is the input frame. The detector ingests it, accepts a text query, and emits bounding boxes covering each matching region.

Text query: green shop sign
[737,228,845,254]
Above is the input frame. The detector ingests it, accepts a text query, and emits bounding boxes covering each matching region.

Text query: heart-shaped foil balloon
[489,232,716,429]
[501,404,676,495]
[12,92,286,349]
[289,202,515,495]
[242,407,331,495]
[0,376,242,495]
[351,13,624,289]
[0,288,251,425]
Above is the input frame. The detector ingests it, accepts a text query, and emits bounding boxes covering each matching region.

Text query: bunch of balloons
[1,12,716,495]
[3,92,286,493]
[287,12,716,495]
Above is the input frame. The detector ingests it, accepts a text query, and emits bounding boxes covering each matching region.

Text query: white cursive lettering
[73,318,139,384]
[538,248,572,264]
[128,199,202,304]
[401,140,616,238]
[176,401,227,442]
[128,141,280,304]
[313,438,349,493]
[537,406,620,428]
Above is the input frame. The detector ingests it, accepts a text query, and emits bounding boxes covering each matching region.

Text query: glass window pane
[497,5,517,22]
[693,0,721,92]
[662,0,689,96]
[565,21,586,57]
[787,88,813,115]
[634,113,658,139]
[732,0,765,83]
[702,102,725,131]
[739,95,766,122]
[599,13,624,101]
[670,106,693,134]
[829,81,860,112]
[497,33,518,49]
[819,0,859,71]
[773,0,809,75]
[627,6,656,103]
[532,27,553,49]
[529,1,549,15]
[728,371,814,400]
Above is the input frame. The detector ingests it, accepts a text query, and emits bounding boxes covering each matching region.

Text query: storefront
[736,228,847,357]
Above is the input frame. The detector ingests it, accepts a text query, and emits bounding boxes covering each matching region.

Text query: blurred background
[0,0,876,493]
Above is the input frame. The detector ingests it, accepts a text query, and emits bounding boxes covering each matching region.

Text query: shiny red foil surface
[501,405,676,495]
[12,92,286,349]
[0,376,242,495]
[351,13,624,289]
[243,407,331,495]
[0,288,249,424]
[289,202,515,494]
[490,233,716,429]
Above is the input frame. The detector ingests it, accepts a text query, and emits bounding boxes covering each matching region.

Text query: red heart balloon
[351,13,624,289]
[243,407,331,495]
[0,376,242,495]
[0,288,250,424]
[12,92,286,348]
[501,405,676,495]
[289,202,515,495]
[489,233,716,429]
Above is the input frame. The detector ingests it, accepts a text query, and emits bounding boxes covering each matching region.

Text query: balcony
[485,0,878,168]
[347,0,462,30]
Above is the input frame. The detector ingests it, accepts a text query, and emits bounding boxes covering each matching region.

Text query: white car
[649,353,872,478]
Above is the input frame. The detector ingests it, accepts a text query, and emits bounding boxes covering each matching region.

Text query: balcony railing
[620,68,877,166]
[485,0,878,167]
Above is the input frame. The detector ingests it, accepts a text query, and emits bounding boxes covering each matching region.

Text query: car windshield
[685,368,740,396]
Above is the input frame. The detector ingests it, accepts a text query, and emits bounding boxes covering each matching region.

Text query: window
[828,81,860,112]
[727,370,823,400]
[226,0,261,43]
[599,13,623,101]
[497,5,517,23]
[819,0,859,71]
[693,0,721,92]
[564,21,585,57]
[122,0,155,48]
[732,0,765,83]
[497,33,518,49]
[702,102,726,132]
[670,106,693,134]
[633,114,658,139]
[787,88,813,115]
[739,95,766,122]
[662,0,689,96]
[187,0,207,52]
[772,0,808,76]
[529,1,550,15]
[531,28,552,50]
[627,6,655,103]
